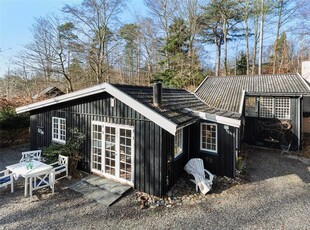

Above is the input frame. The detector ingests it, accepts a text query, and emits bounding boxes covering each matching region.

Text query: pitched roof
[17,83,208,134]
[114,84,241,121]
[195,74,310,113]
[113,84,202,125]
[32,86,64,99]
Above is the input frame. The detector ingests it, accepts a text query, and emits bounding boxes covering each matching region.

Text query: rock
[189,200,196,205]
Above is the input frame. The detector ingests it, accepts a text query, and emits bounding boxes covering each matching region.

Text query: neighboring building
[195,74,310,151]
[16,74,310,197]
[302,61,310,132]
[302,61,310,115]
[32,87,64,100]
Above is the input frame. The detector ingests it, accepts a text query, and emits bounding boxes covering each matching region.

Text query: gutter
[185,108,241,128]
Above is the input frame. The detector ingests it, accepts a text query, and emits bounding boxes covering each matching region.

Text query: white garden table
[6,160,53,196]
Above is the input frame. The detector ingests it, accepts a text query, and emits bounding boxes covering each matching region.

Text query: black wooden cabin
[16,74,310,197]
[16,83,241,196]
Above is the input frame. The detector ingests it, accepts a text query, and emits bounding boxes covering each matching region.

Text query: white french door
[91,121,134,185]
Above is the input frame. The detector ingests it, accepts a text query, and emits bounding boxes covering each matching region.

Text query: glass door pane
[104,126,117,176]
[91,123,102,172]
[119,128,132,181]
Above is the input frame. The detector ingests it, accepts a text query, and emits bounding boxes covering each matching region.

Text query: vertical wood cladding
[244,97,300,150]
[29,92,167,196]
[189,121,236,178]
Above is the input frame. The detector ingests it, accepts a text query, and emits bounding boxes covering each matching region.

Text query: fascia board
[297,72,310,93]
[190,110,241,128]
[194,76,208,93]
[16,83,177,135]
[239,90,246,114]
[106,84,177,135]
[16,84,108,113]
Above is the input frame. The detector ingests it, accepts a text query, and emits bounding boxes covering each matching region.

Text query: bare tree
[258,0,265,75]
[63,0,126,83]
[176,0,203,86]
[272,0,298,74]
[144,0,176,71]
[138,18,161,82]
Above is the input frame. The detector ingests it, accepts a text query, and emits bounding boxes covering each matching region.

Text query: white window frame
[200,123,217,153]
[259,97,274,118]
[275,97,290,119]
[245,96,258,117]
[90,121,134,186]
[174,128,183,159]
[52,117,66,144]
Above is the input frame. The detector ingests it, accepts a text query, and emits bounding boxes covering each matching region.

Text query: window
[52,117,66,144]
[174,129,183,158]
[200,123,217,153]
[245,97,258,117]
[260,97,274,118]
[275,98,290,119]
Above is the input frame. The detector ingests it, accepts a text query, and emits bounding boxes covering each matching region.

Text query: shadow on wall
[244,118,298,150]
[303,117,310,133]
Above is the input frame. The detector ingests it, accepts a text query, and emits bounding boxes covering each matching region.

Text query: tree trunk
[216,42,221,77]
[272,0,284,74]
[223,18,228,76]
[245,0,250,75]
[258,0,265,75]
[252,14,259,76]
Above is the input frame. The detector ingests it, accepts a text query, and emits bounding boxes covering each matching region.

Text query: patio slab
[70,175,132,206]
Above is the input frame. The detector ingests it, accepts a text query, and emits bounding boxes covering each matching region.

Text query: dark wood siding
[244,97,300,150]
[29,92,167,196]
[189,121,236,178]
[169,126,190,189]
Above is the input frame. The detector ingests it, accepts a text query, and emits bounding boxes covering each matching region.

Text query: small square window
[200,123,217,153]
[275,98,290,119]
[245,97,258,117]
[260,97,274,118]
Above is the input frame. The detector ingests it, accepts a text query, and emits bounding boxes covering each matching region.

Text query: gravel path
[0,145,309,230]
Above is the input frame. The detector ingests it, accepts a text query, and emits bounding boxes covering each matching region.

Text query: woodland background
[0,0,310,100]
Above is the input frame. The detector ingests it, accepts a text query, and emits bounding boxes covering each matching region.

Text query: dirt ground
[0,144,309,229]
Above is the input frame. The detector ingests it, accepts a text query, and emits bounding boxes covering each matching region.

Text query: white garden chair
[20,150,42,162]
[0,169,14,193]
[49,155,69,181]
[28,169,55,201]
[184,158,214,195]
[280,140,292,155]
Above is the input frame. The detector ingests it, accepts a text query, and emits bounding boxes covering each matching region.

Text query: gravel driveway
[0,144,309,230]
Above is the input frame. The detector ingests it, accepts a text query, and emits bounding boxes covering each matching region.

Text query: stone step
[70,175,132,206]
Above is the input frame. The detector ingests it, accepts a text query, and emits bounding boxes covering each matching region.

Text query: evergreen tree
[156,18,193,88]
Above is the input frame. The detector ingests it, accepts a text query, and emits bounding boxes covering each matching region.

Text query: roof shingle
[195,74,310,113]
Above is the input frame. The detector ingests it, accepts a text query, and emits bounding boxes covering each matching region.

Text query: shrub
[42,143,64,164]
[43,128,85,173]
[0,106,29,129]
[0,106,30,147]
